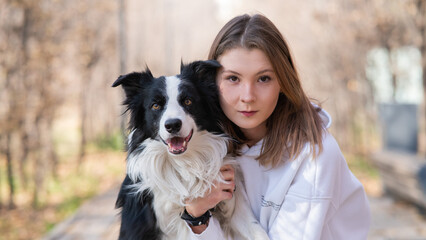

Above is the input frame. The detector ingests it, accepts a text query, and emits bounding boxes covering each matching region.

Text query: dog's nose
[165,118,182,133]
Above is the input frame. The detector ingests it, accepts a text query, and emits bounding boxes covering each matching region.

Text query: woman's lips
[240,111,257,117]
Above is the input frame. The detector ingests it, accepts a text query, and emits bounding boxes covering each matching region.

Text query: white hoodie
[190,109,371,239]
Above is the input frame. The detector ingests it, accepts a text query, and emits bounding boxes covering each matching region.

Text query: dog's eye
[184,99,192,106]
[151,103,160,110]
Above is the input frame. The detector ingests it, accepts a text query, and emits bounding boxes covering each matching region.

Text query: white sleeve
[322,175,370,240]
[320,135,371,240]
[268,133,370,240]
[187,217,231,240]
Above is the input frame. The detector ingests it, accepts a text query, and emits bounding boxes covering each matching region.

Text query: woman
[184,14,371,239]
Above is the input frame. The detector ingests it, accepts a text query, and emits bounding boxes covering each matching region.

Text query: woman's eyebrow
[220,69,274,76]
[221,69,241,76]
[256,69,274,75]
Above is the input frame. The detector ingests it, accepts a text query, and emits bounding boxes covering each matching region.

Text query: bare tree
[0,0,82,207]
[412,0,426,154]
[118,0,128,138]
[74,0,118,165]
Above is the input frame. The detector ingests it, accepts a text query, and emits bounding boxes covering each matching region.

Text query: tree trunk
[32,115,48,209]
[18,6,31,190]
[6,133,15,209]
[416,0,426,155]
[385,44,398,103]
[47,116,59,178]
[78,72,89,167]
[19,131,30,190]
[118,0,128,138]
[421,1,426,156]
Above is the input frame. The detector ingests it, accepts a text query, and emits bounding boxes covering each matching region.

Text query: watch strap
[181,208,212,226]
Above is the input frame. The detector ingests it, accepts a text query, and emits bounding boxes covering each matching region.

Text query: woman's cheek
[219,84,235,105]
[218,85,235,118]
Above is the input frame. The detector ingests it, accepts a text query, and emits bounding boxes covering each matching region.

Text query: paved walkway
[368,196,426,239]
[42,186,426,240]
[41,186,121,240]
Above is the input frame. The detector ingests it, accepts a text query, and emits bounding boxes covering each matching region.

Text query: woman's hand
[185,164,235,233]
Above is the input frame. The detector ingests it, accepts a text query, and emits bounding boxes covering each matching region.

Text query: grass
[88,131,125,152]
[345,152,382,197]
[346,153,379,178]
[0,150,126,240]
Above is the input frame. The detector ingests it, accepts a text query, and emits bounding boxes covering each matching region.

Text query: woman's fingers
[220,164,234,173]
[215,179,235,196]
[212,181,234,200]
[219,188,234,200]
[220,164,235,195]
[220,164,235,181]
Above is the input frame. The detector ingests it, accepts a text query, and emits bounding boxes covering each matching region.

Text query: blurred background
[0,0,425,239]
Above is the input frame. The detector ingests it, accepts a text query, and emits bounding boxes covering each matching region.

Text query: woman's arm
[185,165,235,237]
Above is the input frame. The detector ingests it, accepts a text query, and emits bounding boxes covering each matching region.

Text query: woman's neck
[241,123,267,147]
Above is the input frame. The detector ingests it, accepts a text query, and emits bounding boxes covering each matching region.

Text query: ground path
[41,186,121,240]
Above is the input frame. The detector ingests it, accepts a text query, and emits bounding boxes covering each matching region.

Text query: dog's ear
[199,59,222,70]
[181,60,221,79]
[112,68,153,100]
[180,59,185,72]
[180,59,222,102]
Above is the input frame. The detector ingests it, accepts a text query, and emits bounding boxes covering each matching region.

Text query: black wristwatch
[181,208,212,226]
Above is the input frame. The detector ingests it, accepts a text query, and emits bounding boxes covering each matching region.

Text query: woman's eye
[151,103,160,110]
[184,99,192,106]
[226,76,239,82]
[259,76,271,82]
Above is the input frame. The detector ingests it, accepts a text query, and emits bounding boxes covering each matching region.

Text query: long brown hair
[208,14,324,167]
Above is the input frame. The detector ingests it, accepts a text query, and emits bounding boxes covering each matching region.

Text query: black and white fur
[113,60,269,240]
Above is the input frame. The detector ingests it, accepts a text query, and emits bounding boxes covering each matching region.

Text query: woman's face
[216,47,281,142]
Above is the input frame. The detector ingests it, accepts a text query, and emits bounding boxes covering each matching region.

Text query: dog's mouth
[165,130,193,155]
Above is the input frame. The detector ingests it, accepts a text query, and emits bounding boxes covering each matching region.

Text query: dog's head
[112,60,222,155]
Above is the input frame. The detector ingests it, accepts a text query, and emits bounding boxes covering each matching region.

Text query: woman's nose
[240,83,256,103]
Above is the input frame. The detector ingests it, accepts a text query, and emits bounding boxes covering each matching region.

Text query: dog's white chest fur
[127,131,229,237]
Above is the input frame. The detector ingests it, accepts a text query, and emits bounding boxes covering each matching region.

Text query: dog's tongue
[170,137,184,150]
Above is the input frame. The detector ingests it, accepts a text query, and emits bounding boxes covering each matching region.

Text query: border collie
[112,60,269,240]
